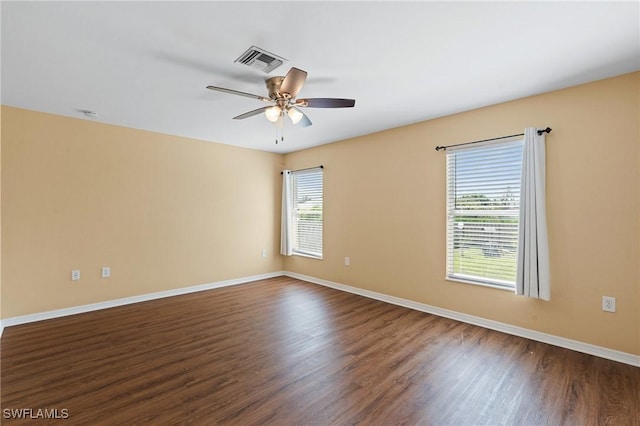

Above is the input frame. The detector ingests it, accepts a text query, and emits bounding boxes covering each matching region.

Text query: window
[291,168,323,258]
[446,140,523,288]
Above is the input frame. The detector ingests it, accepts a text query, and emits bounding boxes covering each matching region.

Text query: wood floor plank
[1,276,638,425]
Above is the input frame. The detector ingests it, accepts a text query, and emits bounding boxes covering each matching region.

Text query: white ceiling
[2,1,639,154]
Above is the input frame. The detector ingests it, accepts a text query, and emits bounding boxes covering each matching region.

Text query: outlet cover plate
[602,296,616,312]
[101,267,111,278]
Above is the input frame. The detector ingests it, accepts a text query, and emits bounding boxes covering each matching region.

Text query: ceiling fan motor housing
[266,76,286,100]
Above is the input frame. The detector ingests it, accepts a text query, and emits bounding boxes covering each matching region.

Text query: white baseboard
[2,270,638,367]
[284,271,640,368]
[1,271,285,329]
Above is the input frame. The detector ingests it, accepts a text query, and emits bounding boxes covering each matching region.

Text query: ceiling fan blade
[280,67,307,98]
[207,86,270,102]
[297,98,356,108]
[233,107,269,120]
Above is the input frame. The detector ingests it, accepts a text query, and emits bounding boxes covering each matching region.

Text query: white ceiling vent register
[234,46,286,73]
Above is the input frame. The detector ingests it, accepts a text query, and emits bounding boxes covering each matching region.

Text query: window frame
[290,167,323,259]
[445,139,524,290]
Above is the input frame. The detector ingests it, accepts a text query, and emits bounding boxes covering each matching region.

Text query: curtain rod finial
[537,127,552,135]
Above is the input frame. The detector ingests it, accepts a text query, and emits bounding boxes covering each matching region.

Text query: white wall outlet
[101,266,111,278]
[261,249,267,258]
[602,296,616,313]
[71,269,80,281]
[345,257,350,266]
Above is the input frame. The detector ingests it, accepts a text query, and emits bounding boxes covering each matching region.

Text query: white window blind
[291,168,323,258]
[446,140,523,288]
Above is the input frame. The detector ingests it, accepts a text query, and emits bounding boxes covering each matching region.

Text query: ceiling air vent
[235,45,286,73]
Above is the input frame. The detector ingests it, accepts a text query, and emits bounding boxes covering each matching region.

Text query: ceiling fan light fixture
[287,107,303,125]
[265,106,281,122]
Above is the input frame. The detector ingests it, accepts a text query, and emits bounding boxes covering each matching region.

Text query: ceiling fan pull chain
[275,126,285,144]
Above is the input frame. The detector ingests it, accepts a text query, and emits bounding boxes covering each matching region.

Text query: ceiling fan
[206,67,355,128]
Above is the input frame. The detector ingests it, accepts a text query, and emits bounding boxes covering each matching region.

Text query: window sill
[446,276,514,292]
[292,252,323,260]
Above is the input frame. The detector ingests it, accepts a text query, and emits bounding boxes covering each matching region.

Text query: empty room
[1,1,639,425]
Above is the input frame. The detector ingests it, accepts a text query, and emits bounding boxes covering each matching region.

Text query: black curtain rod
[435,127,552,152]
[281,165,324,175]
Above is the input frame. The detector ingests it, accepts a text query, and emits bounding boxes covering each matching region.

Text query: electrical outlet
[101,266,111,278]
[602,296,616,313]
[71,269,80,281]
[261,249,267,258]
[345,257,350,266]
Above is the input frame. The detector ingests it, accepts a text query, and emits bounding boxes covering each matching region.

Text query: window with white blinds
[446,140,523,288]
[291,168,323,258]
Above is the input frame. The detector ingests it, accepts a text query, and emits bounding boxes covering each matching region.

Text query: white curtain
[516,128,550,300]
[280,170,293,256]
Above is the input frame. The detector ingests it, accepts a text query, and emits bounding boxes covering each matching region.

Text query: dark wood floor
[1,276,638,425]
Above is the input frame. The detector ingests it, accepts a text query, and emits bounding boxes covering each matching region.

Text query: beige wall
[284,72,640,355]
[2,73,638,356]
[1,106,3,325]
[1,107,284,317]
